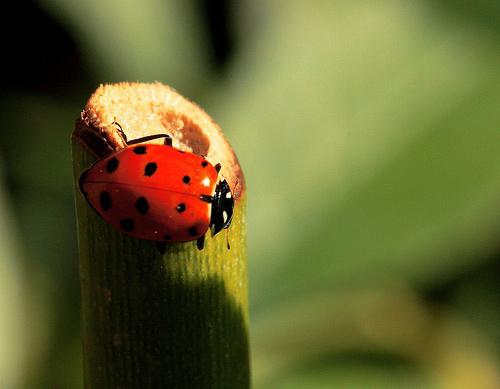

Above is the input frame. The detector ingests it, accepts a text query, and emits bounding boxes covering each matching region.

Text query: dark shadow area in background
[422,251,500,351]
[196,0,236,71]
[422,250,500,304]
[429,0,500,37]
[0,0,235,96]
[0,1,92,96]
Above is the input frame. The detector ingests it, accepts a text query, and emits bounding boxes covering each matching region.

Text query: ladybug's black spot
[201,161,209,168]
[176,203,186,213]
[182,175,191,184]
[133,146,147,155]
[106,157,119,173]
[120,218,134,232]
[188,226,198,237]
[164,234,172,241]
[99,191,112,210]
[144,162,157,176]
[136,196,149,215]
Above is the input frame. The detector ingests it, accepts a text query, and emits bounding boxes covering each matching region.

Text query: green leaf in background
[217,0,500,302]
[212,0,500,386]
[0,95,83,389]
[266,358,436,389]
[0,164,55,389]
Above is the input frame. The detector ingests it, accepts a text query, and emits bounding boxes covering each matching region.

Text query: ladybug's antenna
[225,228,231,250]
[112,121,123,132]
[112,121,128,143]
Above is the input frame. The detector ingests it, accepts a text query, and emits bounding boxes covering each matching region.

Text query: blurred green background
[1,0,500,388]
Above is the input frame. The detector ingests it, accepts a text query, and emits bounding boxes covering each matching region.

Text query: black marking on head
[201,161,209,168]
[99,191,112,210]
[176,203,186,213]
[155,242,167,255]
[210,179,234,236]
[188,226,198,237]
[136,196,149,215]
[120,218,134,232]
[182,175,191,184]
[144,162,157,176]
[200,194,213,203]
[164,234,172,241]
[133,146,147,155]
[106,157,119,173]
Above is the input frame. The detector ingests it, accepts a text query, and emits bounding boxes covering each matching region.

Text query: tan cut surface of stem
[72,82,249,388]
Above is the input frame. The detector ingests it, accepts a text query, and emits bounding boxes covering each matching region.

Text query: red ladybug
[79,132,234,251]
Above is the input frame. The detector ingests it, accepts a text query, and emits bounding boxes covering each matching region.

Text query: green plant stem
[72,137,249,388]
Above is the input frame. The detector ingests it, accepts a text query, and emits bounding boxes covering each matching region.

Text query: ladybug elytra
[79,132,234,251]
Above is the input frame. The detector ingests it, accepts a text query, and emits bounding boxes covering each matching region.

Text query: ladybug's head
[211,179,234,236]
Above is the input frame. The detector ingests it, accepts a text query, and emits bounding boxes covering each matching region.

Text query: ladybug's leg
[200,194,214,203]
[196,235,205,250]
[225,228,231,250]
[126,134,173,146]
[155,241,167,255]
[112,121,128,143]
[164,136,173,146]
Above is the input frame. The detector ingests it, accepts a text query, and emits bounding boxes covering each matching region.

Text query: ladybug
[79,132,234,251]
